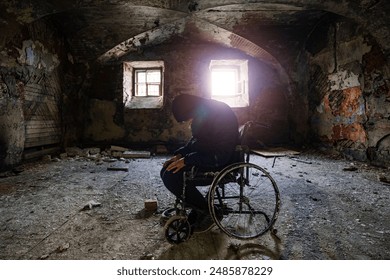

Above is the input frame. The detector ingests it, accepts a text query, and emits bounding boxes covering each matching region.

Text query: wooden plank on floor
[122,150,151,158]
[252,147,300,157]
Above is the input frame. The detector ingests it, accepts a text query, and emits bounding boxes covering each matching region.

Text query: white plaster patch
[17,40,59,72]
[328,70,360,90]
[316,102,325,113]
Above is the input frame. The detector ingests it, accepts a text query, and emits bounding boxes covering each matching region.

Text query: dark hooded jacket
[172,94,239,168]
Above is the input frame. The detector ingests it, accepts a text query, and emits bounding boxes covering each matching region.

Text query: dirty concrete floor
[0,151,389,260]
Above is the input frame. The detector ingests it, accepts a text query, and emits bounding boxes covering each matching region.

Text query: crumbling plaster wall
[84,35,291,149]
[0,19,77,170]
[305,17,390,165]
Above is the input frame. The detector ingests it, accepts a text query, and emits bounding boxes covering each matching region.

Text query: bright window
[211,67,238,96]
[134,68,162,97]
[210,59,249,107]
[123,61,164,109]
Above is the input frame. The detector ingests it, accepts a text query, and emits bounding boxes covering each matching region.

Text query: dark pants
[160,166,210,211]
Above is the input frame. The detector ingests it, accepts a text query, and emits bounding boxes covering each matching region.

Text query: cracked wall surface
[307,18,390,165]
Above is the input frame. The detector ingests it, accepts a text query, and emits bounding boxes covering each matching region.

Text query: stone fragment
[81,200,101,211]
[55,243,70,253]
[144,199,158,211]
[343,166,358,171]
[107,166,129,171]
[110,145,128,152]
[122,150,150,158]
[65,147,84,157]
[88,147,101,155]
[111,151,123,158]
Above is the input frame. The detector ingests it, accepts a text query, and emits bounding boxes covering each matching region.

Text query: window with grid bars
[123,61,164,109]
[134,68,162,97]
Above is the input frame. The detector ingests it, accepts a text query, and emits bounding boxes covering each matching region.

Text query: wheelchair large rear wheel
[208,163,280,239]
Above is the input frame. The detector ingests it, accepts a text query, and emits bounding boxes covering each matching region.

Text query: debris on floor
[58,145,151,163]
[110,145,128,152]
[252,147,300,157]
[144,199,158,211]
[107,166,129,172]
[80,200,102,211]
[55,243,70,253]
[343,166,358,171]
[122,150,151,159]
[111,145,151,158]
[379,176,390,184]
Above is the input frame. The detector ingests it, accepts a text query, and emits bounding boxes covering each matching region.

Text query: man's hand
[163,154,182,168]
[166,157,186,173]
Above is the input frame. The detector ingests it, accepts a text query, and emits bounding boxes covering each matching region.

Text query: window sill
[125,96,163,109]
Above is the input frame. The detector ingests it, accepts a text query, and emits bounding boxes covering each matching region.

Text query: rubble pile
[51,145,152,164]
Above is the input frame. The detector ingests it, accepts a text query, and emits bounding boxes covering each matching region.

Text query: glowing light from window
[134,69,161,96]
[211,68,237,96]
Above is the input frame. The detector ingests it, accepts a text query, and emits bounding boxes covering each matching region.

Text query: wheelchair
[163,122,281,244]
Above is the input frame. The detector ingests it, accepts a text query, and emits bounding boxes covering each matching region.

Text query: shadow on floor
[157,227,282,260]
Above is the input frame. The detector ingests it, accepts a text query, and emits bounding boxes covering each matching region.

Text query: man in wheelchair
[160,94,240,232]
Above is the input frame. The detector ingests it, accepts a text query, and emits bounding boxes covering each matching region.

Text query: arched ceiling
[0,0,389,64]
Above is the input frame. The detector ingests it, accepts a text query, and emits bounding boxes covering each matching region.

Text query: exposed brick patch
[332,123,367,143]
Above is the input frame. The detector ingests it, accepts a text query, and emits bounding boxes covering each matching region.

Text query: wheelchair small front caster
[160,207,177,226]
[164,215,192,244]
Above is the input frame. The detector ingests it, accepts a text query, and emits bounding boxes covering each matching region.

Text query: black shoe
[193,213,215,233]
[187,209,198,225]
[160,208,176,226]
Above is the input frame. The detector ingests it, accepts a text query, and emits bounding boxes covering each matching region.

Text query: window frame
[209,59,249,108]
[123,60,164,109]
[133,67,163,97]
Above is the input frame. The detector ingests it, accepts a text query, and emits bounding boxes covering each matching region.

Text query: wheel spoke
[208,163,280,239]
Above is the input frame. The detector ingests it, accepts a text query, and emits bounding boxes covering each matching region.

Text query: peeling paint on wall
[313,81,367,144]
[330,87,365,118]
[332,123,367,143]
[329,70,360,91]
[0,16,74,169]
[17,40,60,72]
[307,15,389,165]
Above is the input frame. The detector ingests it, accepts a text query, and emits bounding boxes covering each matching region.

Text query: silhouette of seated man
[160,94,239,232]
